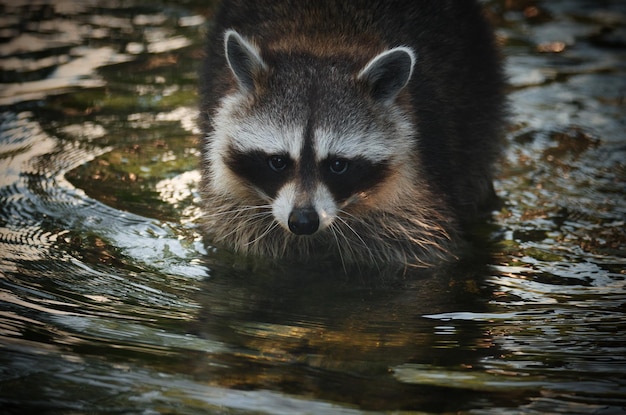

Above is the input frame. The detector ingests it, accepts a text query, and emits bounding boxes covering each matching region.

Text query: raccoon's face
[206,30,417,237]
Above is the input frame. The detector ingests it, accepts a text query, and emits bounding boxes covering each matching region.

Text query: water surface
[1,0,625,413]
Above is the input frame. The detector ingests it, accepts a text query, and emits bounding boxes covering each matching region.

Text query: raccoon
[199,0,506,268]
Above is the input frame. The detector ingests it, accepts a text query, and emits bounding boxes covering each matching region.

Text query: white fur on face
[314,127,394,162]
[206,93,305,197]
[272,182,338,233]
[272,182,296,231]
[313,184,338,230]
[313,107,415,163]
[210,94,304,157]
[230,118,303,157]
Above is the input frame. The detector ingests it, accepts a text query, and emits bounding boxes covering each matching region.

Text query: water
[1,0,625,413]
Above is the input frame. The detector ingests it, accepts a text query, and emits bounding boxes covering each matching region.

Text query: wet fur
[200,0,506,268]
[203,177,455,269]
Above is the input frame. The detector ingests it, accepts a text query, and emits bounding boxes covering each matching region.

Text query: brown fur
[200,0,506,269]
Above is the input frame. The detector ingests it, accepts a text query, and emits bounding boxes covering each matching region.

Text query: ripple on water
[0,110,208,384]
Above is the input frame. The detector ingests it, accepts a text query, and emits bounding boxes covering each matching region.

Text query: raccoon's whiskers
[328,223,348,274]
[204,204,273,218]
[206,203,274,244]
[335,212,380,269]
[245,220,280,246]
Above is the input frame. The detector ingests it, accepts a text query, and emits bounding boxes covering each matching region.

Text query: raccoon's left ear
[357,47,416,104]
[224,29,267,93]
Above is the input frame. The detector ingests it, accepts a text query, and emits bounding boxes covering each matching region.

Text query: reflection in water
[1,0,625,414]
[188,258,495,406]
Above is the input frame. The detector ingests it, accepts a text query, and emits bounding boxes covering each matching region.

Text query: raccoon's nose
[288,208,319,235]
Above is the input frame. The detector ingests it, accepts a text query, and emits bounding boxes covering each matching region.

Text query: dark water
[1,0,625,413]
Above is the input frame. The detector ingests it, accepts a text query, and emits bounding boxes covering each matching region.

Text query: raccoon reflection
[199,0,506,268]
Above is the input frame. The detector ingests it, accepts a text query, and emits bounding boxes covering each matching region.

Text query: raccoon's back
[201,0,506,221]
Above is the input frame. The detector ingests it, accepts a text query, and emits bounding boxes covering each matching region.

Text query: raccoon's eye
[329,158,349,174]
[268,155,288,172]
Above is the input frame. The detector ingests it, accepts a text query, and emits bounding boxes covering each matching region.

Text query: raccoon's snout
[288,207,320,235]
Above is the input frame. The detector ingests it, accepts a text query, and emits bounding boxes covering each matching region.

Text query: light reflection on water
[1,0,625,414]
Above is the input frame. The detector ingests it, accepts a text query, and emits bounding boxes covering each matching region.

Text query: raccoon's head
[206,29,418,239]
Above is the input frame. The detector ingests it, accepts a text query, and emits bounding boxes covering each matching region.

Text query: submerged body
[200,0,506,268]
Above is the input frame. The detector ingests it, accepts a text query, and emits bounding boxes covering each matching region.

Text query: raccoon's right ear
[358,47,416,104]
[224,29,267,93]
